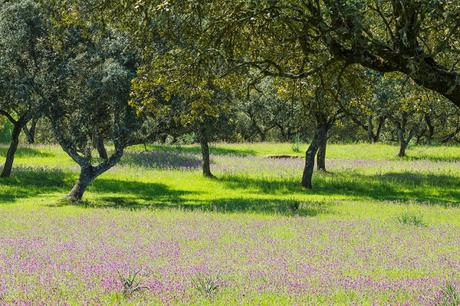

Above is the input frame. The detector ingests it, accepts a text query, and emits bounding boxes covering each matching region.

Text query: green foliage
[192,275,222,298]
[0,0,49,127]
[398,213,426,227]
[117,270,145,299]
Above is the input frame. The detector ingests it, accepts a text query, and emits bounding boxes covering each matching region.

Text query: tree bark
[329,37,460,108]
[301,125,326,189]
[66,166,97,201]
[199,130,213,178]
[367,116,376,143]
[23,118,38,144]
[398,141,407,157]
[316,129,327,171]
[1,122,23,178]
[95,135,108,160]
[397,127,407,157]
[425,114,434,144]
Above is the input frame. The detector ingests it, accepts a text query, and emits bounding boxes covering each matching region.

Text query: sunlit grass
[0,143,459,304]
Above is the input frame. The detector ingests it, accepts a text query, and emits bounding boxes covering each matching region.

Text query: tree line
[1,0,460,200]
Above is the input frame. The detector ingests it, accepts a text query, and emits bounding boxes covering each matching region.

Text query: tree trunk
[316,129,327,171]
[23,118,38,144]
[95,135,108,160]
[66,166,97,201]
[397,127,407,157]
[301,125,326,189]
[398,141,407,157]
[1,122,22,178]
[425,114,434,144]
[367,116,376,143]
[199,132,213,178]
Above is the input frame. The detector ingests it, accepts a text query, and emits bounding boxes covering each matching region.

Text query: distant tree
[276,70,345,188]
[238,78,303,142]
[338,71,388,144]
[377,74,429,157]
[131,62,238,178]
[0,0,49,177]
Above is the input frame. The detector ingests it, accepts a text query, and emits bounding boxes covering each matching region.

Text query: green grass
[0,143,459,304]
[1,143,459,224]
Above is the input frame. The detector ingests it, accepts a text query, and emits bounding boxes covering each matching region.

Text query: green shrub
[398,212,426,227]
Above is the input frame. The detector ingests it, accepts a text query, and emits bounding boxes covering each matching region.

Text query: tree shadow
[59,196,329,217]
[147,145,257,157]
[179,199,329,217]
[401,155,460,162]
[120,151,202,169]
[0,146,52,158]
[50,177,330,217]
[218,172,460,207]
[0,166,68,203]
[91,179,199,203]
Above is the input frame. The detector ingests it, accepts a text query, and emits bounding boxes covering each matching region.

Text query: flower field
[0,143,459,305]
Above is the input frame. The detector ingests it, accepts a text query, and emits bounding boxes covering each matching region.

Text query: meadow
[0,143,459,305]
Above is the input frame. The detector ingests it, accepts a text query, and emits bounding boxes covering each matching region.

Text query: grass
[0,142,459,304]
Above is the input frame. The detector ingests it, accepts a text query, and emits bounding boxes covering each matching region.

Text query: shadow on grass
[76,178,324,216]
[401,155,460,162]
[218,172,460,207]
[3,166,459,215]
[120,151,202,169]
[145,145,257,157]
[91,179,198,203]
[0,166,68,203]
[58,196,329,217]
[0,146,53,158]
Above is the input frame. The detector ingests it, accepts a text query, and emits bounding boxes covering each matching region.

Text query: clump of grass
[398,212,426,227]
[192,274,222,298]
[435,282,459,306]
[117,270,145,298]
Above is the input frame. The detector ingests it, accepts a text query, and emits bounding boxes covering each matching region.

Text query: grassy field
[0,143,459,304]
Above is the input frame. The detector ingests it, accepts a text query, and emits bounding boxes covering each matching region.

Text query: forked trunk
[23,118,38,144]
[1,122,22,178]
[367,116,385,143]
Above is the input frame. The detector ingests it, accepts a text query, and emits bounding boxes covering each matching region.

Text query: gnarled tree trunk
[65,147,124,202]
[367,116,385,143]
[397,125,417,158]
